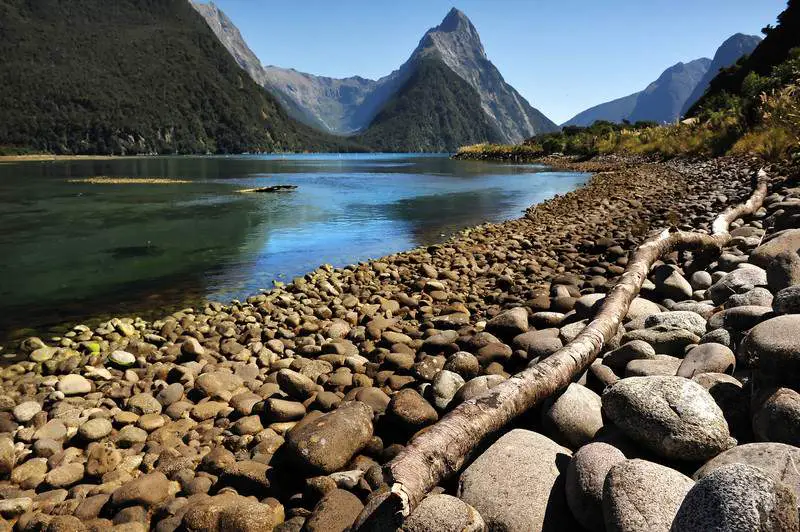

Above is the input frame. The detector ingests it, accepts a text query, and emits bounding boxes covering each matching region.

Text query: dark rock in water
[672,463,798,532]
[238,185,298,193]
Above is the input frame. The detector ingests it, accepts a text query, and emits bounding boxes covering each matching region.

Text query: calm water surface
[0,154,587,344]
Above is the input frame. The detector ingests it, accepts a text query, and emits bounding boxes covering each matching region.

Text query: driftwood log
[355,169,769,530]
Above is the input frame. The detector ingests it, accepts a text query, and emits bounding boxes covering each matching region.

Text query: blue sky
[211,0,785,124]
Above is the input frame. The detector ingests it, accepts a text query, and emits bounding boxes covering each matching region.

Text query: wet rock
[672,463,798,532]
[458,429,575,531]
[602,459,693,532]
[566,442,625,532]
[602,376,735,461]
[285,401,373,474]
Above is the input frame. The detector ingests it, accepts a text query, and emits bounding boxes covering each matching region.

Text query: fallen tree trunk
[355,169,769,530]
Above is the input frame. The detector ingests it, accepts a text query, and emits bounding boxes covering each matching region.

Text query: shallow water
[0,153,588,344]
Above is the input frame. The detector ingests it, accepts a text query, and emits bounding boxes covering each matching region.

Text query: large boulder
[285,401,373,474]
[676,343,735,378]
[304,488,363,532]
[694,442,800,502]
[457,429,575,531]
[542,383,603,449]
[708,266,768,305]
[671,463,798,531]
[752,387,800,445]
[750,228,800,291]
[741,315,800,389]
[602,459,694,532]
[566,442,626,532]
[486,307,529,338]
[401,494,485,532]
[602,376,735,461]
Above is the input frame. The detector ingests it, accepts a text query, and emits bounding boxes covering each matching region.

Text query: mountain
[681,33,762,115]
[562,92,640,127]
[355,59,504,152]
[627,58,711,124]
[193,4,558,145]
[563,33,762,127]
[0,0,358,155]
[403,8,558,141]
[689,0,800,116]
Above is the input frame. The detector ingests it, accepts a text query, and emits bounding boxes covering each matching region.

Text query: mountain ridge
[192,3,557,143]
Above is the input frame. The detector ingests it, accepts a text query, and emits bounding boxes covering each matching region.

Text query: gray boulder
[566,442,626,531]
[602,376,735,461]
[401,494,485,532]
[486,307,529,338]
[542,383,603,449]
[774,285,800,314]
[603,341,656,373]
[742,315,800,388]
[621,328,699,357]
[671,463,798,531]
[458,429,576,531]
[625,355,681,377]
[603,459,694,532]
[677,343,735,378]
[752,387,800,446]
[645,311,707,337]
[708,266,769,305]
[750,228,800,291]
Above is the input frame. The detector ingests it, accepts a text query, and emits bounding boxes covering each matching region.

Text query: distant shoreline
[0,154,126,163]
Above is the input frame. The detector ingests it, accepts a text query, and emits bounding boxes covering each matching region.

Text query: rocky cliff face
[191,3,556,142]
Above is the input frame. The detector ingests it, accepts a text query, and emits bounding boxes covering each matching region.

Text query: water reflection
[0,154,587,343]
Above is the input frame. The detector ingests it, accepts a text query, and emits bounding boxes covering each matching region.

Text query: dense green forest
[0,0,362,155]
[355,59,504,152]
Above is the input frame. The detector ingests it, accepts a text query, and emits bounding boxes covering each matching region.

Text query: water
[0,153,587,344]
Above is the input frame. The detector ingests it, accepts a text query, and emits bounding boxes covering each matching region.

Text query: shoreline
[0,155,753,355]
[0,153,795,530]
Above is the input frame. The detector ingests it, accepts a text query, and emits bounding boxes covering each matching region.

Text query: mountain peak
[439,8,471,32]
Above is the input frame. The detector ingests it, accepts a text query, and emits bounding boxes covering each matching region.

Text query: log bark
[355,169,768,530]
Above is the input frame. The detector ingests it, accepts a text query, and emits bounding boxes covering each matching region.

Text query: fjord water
[0,154,587,343]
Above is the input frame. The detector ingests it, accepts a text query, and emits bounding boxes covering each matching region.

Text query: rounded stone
[401,494,485,532]
[566,442,626,532]
[79,418,113,441]
[603,341,656,373]
[458,429,576,531]
[542,383,603,449]
[431,370,465,411]
[774,285,800,314]
[57,374,92,396]
[13,401,42,423]
[742,316,800,389]
[602,459,693,532]
[752,387,800,445]
[387,389,438,434]
[108,350,136,367]
[602,376,735,461]
[672,463,798,531]
[676,343,736,378]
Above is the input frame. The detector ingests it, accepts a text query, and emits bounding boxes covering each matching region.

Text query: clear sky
[211,0,786,124]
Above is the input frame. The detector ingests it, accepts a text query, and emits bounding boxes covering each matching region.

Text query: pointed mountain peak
[439,8,472,32]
